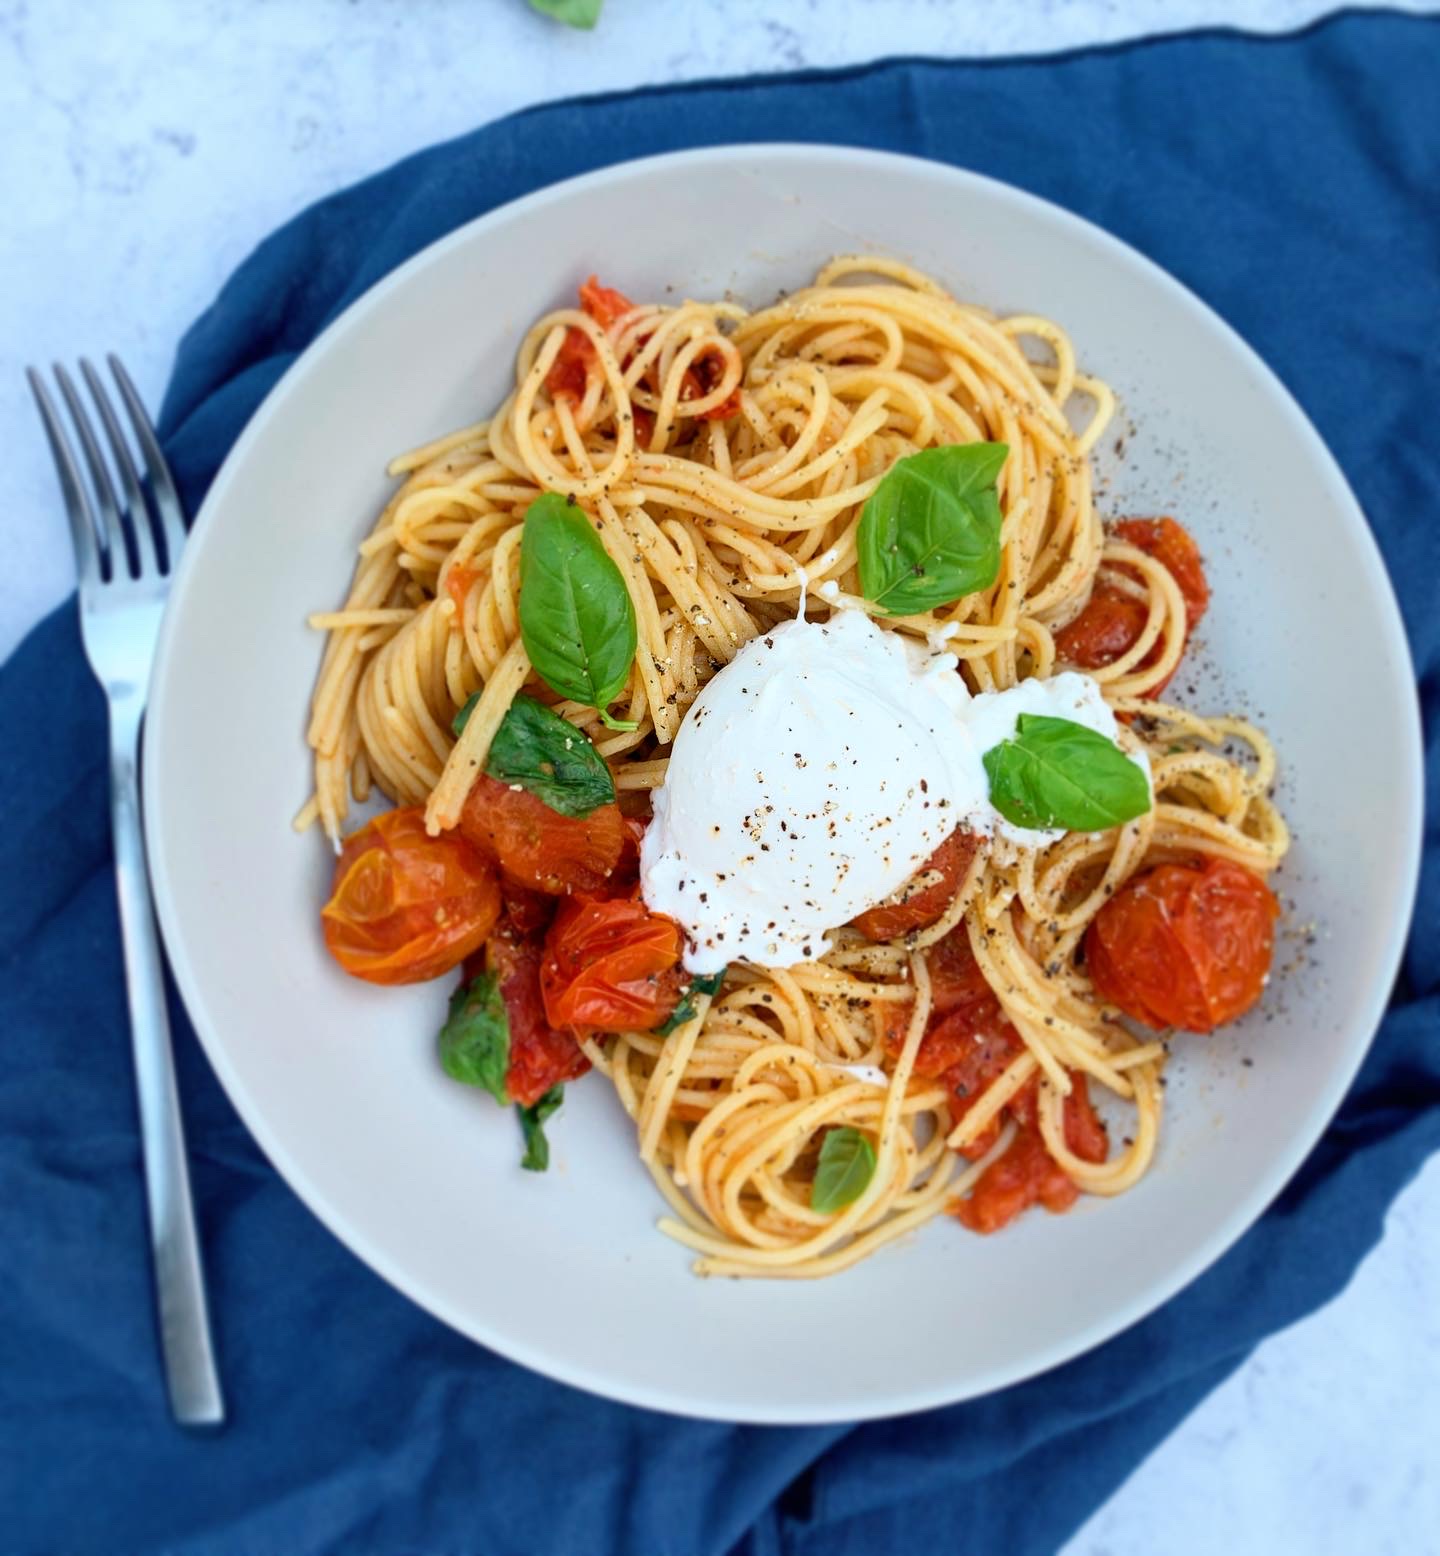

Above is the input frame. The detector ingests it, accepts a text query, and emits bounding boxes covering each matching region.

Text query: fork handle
[109,696,225,1426]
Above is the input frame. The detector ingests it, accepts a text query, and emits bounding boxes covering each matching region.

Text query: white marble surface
[4,1,1436,1550]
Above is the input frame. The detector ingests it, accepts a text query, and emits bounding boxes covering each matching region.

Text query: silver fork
[28,357,224,1428]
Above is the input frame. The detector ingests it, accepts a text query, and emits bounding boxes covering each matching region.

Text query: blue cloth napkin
[5,11,1438,1554]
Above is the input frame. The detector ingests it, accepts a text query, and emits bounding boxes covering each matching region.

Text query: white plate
[145,146,1422,1423]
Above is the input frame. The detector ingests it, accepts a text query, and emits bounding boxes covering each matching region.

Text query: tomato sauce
[444,564,481,612]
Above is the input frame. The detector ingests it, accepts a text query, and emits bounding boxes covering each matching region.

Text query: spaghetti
[302,257,1290,1278]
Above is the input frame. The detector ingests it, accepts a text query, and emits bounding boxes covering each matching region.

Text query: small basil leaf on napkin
[438,972,510,1106]
[517,1085,565,1172]
[482,694,615,817]
[857,442,1007,616]
[519,493,638,730]
[983,713,1151,832]
[657,968,726,1036]
[811,1126,877,1213]
[527,0,602,28]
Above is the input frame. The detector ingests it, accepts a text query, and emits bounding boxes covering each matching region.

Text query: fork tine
[27,367,106,586]
[108,355,187,573]
[81,358,163,580]
[55,364,132,581]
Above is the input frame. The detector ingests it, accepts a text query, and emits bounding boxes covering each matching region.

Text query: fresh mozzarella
[640,608,1146,973]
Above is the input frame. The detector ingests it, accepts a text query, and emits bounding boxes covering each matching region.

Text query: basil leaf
[517,1085,565,1172]
[519,493,638,730]
[437,972,510,1106]
[657,999,694,1038]
[527,0,602,27]
[455,691,616,814]
[857,443,1007,616]
[479,694,615,817]
[452,693,480,737]
[657,968,726,1036]
[982,713,1151,832]
[811,1126,877,1214]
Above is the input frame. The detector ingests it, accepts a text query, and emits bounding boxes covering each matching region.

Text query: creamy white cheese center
[639,609,1141,974]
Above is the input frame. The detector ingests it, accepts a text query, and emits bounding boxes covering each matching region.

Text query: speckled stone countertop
[4,3,1436,1550]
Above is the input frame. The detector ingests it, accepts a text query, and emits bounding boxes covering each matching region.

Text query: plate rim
[144,142,1425,1423]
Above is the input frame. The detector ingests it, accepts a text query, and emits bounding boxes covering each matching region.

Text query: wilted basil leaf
[438,972,510,1106]
[657,967,726,1036]
[483,694,615,817]
[517,1085,565,1171]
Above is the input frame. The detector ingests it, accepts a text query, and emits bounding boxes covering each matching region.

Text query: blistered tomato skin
[956,1125,1074,1232]
[1055,586,1149,672]
[851,830,979,942]
[545,277,637,403]
[460,773,625,896]
[322,807,501,985]
[954,1075,1109,1234]
[1085,857,1279,1032]
[1056,516,1209,698]
[541,897,685,1035]
[925,919,1001,1019]
[482,930,590,1106]
[1112,518,1210,623]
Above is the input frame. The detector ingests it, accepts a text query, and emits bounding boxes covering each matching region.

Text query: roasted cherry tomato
[1085,857,1278,1032]
[578,276,635,328]
[880,920,1015,1120]
[955,1073,1108,1234]
[938,1017,1025,1101]
[888,989,1017,1087]
[936,1018,1029,1161]
[322,807,500,985]
[869,998,914,1052]
[679,345,742,422]
[545,330,592,403]
[500,880,556,937]
[459,773,626,897]
[1056,516,1208,698]
[1055,585,1148,669]
[1061,1074,1110,1164]
[541,897,685,1034]
[851,830,979,942]
[598,814,649,899]
[545,277,637,403]
[1113,517,1210,623]
[545,276,739,423]
[481,930,590,1106]
[925,918,999,1018]
[955,1123,1073,1231]
[883,925,1028,1156]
